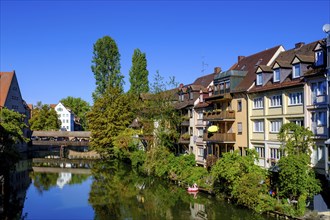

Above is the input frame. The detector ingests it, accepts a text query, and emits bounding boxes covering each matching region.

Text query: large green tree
[29,102,61,131]
[277,123,320,204]
[0,107,28,164]
[128,48,149,95]
[87,86,135,157]
[91,35,123,102]
[59,96,90,130]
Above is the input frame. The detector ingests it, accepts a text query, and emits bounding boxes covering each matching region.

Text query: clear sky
[1,0,329,105]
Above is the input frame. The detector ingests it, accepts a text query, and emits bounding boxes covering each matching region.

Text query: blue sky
[1,0,329,105]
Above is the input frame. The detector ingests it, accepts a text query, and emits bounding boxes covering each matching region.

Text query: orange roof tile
[0,71,15,107]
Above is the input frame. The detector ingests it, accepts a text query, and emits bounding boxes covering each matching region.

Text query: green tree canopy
[29,102,61,131]
[278,122,314,156]
[128,48,149,96]
[59,96,90,130]
[91,35,123,102]
[87,86,135,157]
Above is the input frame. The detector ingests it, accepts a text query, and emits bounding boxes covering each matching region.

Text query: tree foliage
[278,122,314,156]
[128,48,149,96]
[29,102,61,131]
[60,96,91,130]
[0,107,28,162]
[87,86,135,157]
[91,35,124,102]
[278,154,321,200]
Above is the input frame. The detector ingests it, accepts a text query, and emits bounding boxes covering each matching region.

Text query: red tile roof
[0,71,15,107]
[231,45,283,93]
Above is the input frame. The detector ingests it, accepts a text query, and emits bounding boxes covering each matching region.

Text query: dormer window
[315,50,324,66]
[189,91,193,100]
[256,73,262,86]
[292,64,301,78]
[273,69,280,82]
[199,90,203,103]
[178,92,184,102]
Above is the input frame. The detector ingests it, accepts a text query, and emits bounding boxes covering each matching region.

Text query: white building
[54,102,75,131]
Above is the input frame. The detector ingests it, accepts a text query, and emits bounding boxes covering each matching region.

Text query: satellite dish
[323,24,330,33]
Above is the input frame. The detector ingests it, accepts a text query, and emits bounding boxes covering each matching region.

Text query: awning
[207,125,218,133]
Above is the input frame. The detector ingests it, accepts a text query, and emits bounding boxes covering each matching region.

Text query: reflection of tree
[89,160,273,220]
[29,172,90,193]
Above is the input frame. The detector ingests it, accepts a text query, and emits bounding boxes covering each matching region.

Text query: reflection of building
[56,172,72,189]
[190,203,207,220]
[0,157,31,219]
[0,71,31,152]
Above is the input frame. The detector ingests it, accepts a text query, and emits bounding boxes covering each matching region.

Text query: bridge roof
[32,130,91,137]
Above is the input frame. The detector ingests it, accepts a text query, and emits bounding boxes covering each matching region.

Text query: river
[0,153,276,220]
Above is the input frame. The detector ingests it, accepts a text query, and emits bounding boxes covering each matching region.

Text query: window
[253,97,263,109]
[198,147,204,157]
[270,148,283,160]
[312,112,327,128]
[197,112,203,120]
[225,80,230,90]
[256,74,262,85]
[311,81,326,96]
[273,69,280,82]
[315,50,324,66]
[237,100,242,112]
[289,92,303,105]
[270,95,282,107]
[189,109,193,118]
[255,146,265,158]
[270,120,282,133]
[189,127,193,136]
[199,93,203,103]
[237,122,242,134]
[220,83,224,92]
[197,128,203,137]
[293,64,301,78]
[254,120,264,132]
[189,91,193,100]
[290,119,304,127]
[66,119,68,123]
[57,107,63,112]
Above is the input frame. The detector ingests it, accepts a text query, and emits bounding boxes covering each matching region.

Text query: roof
[0,71,15,107]
[231,45,283,93]
[193,72,217,88]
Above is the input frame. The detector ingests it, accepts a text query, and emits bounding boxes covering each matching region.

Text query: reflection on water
[1,154,275,220]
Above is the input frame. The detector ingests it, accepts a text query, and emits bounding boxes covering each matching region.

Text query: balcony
[179,133,190,144]
[203,132,235,143]
[203,110,235,121]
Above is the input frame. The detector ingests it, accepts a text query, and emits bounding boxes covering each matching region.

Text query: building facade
[54,102,75,131]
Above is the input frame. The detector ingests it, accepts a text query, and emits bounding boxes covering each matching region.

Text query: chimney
[238,56,245,62]
[295,42,305,49]
[214,67,222,74]
[179,83,184,88]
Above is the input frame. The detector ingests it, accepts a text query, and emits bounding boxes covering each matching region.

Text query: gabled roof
[257,65,273,72]
[291,54,314,64]
[231,45,283,93]
[0,71,15,107]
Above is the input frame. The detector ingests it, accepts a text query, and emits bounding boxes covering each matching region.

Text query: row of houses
[174,38,330,180]
[0,71,79,152]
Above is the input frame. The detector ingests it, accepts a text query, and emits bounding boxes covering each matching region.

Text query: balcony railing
[203,110,235,121]
[203,132,236,142]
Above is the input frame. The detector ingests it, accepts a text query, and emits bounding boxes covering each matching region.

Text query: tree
[60,96,91,130]
[87,86,135,157]
[91,35,123,102]
[278,122,314,156]
[277,123,321,213]
[137,71,180,152]
[128,48,149,95]
[0,107,28,164]
[29,102,61,131]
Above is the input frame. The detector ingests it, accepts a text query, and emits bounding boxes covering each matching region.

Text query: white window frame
[256,73,262,85]
[289,119,304,127]
[255,146,265,158]
[198,147,204,157]
[270,120,282,133]
[197,128,203,138]
[237,100,242,112]
[292,64,301,78]
[253,97,263,109]
[270,95,282,107]
[237,122,242,134]
[254,120,264,132]
[273,69,280,82]
[269,147,283,160]
[288,92,303,105]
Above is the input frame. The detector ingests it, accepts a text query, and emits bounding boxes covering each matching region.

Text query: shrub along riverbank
[126,147,321,218]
